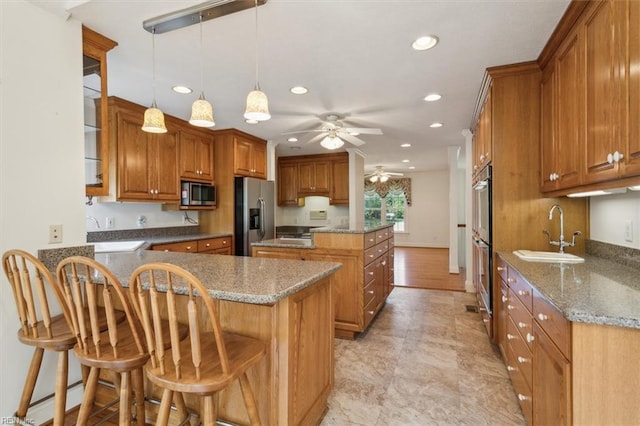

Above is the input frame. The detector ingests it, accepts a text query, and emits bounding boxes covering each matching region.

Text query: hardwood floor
[394,247,465,292]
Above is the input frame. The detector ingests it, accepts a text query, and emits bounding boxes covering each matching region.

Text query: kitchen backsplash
[86,201,198,231]
[276,196,348,227]
[86,225,202,242]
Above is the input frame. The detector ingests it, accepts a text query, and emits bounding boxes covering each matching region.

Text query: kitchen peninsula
[92,249,341,425]
[252,224,394,339]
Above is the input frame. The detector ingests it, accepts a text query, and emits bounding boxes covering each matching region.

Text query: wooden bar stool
[56,256,149,426]
[129,262,266,426]
[2,249,76,426]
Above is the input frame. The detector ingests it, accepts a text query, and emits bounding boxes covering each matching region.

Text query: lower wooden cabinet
[151,236,232,255]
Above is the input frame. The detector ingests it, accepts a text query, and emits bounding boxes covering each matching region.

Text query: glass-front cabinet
[82,26,117,196]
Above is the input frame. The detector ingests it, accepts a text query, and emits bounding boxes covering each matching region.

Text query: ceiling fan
[365,166,404,183]
[282,113,382,150]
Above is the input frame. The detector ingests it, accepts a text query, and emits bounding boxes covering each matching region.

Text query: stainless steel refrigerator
[234,176,275,256]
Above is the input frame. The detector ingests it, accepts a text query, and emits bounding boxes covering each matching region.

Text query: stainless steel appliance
[472,164,492,336]
[181,181,216,207]
[234,177,275,256]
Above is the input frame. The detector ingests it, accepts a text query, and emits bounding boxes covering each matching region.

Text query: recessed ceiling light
[400,143,411,148]
[290,86,308,95]
[287,137,298,142]
[412,35,439,51]
[409,166,415,170]
[430,122,443,128]
[172,85,192,94]
[245,119,259,124]
[424,93,442,102]
[402,159,410,163]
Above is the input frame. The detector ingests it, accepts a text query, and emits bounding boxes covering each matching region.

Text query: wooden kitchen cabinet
[330,158,349,205]
[151,236,232,255]
[298,160,331,195]
[179,128,214,183]
[83,26,117,197]
[110,98,180,202]
[620,0,640,177]
[277,161,299,206]
[234,135,266,179]
[472,86,492,176]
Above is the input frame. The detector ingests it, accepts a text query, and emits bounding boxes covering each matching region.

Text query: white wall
[1,1,86,417]
[394,170,450,248]
[276,197,349,227]
[590,191,640,248]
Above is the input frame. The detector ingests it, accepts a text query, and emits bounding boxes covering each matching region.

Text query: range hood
[143,0,267,34]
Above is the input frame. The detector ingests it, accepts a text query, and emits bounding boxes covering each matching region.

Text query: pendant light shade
[189,15,215,128]
[245,0,270,122]
[320,134,344,150]
[244,87,271,121]
[142,100,167,133]
[142,28,167,133]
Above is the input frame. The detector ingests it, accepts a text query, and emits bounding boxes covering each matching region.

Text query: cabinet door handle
[501,296,508,303]
[507,365,517,372]
[526,333,535,343]
[518,290,529,297]
[222,240,227,244]
[497,266,506,272]
[517,322,527,329]
[507,278,515,284]
[369,271,374,276]
[518,394,531,402]
[205,243,211,247]
[537,313,548,321]
[517,356,530,364]
[368,290,375,295]
[607,151,625,164]
[507,333,516,340]
[186,246,192,251]
[507,305,515,310]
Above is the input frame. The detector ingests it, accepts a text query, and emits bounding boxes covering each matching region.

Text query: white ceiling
[66,0,569,175]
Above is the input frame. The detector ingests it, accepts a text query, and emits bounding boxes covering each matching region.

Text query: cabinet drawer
[364,246,378,265]
[496,255,509,283]
[364,232,377,249]
[197,237,231,252]
[507,317,533,389]
[533,289,571,359]
[375,228,390,242]
[364,262,376,285]
[507,268,533,312]
[505,343,533,425]
[507,289,534,350]
[363,280,376,307]
[151,240,197,253]
[374,241,388,257]
[364,297,377,327]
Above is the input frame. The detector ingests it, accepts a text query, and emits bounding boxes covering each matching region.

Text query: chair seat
[145,332,266,395]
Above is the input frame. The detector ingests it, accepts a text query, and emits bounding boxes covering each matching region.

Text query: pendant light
[244,0,270,122]
[142,28,167,133]
[189,14,215,127]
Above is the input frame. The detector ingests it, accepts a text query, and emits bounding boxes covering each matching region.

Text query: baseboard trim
[394,243,449,248]
[465,280,475,293]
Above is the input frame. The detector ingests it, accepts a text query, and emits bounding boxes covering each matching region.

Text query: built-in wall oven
[472,164,492,337]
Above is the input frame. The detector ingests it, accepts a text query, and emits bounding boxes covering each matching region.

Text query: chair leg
[238,372,261,426]
[174,392,189,424]
[156,389,173,426]
[119,371,131,426]
[52,351,68,426]
[77,367,100,426]
[200,395,216,426]
[16,347,44,418]
[132,368,146,426]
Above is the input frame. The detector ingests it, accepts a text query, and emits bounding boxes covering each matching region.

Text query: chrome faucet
[86,216,100,229]
[543,204,581,253]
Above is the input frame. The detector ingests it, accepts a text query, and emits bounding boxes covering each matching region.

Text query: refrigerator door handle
[258,197,266,239]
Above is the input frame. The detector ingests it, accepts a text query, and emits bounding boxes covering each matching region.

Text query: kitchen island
[497,251,640,425]
[252,224,394,339]
[94,249,341,426]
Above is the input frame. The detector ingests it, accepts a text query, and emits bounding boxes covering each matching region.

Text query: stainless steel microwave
[181,181,216,206]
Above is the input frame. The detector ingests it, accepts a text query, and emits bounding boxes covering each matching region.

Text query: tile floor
[321,287,526,426]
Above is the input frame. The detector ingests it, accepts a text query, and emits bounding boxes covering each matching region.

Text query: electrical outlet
[625,220,633,242]
[49,224,63,244]
[106,217,115,229]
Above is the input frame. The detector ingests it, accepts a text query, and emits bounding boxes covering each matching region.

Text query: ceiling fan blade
[281,129,325,136]
[344,127,383,135]
[386,172,404,176]
[341,133,365,146]
[305,133,326,145]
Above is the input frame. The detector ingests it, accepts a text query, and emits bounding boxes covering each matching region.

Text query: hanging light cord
[199,14,204,97]
[151,28,157,105]
[253,0,258,88]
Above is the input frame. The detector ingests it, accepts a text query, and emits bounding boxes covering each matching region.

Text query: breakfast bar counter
[94,250,342,426]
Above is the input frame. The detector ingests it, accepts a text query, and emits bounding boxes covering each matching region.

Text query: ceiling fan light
[369,175,379,183]
[189,95,215,127]
[320,135,344,150]
[142,102,167,133]
[244,89,271,121]
[380,175,389,183]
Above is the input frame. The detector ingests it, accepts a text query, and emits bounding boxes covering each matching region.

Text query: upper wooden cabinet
[277,152,349,206]
[472,83,492,176]
[234,136,267,179]
[179,128,214,183]
[541,0,640,194]
[83,26,117,197]
[108,97,180,202]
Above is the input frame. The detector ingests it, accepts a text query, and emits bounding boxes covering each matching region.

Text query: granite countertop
[94,250,341,304]
[252,238,315,249]
[87,232,233,251]
[499,252,640,329]
[310,224,393,234]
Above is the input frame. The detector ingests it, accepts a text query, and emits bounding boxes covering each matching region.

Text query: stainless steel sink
[513,250,584,263]
[92,240,145,253]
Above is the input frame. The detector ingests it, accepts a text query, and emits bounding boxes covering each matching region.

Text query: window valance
[364,177,412,205]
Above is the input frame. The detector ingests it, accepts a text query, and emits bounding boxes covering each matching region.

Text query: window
[364,190,407,232]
